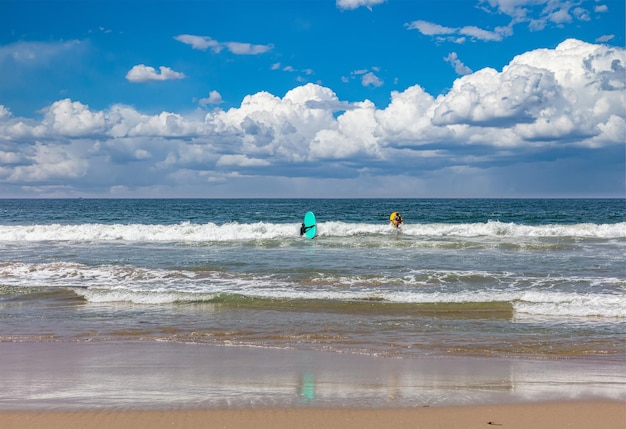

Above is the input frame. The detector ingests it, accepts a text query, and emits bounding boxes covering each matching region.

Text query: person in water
[391,212,403,228]
[300,223,314,236]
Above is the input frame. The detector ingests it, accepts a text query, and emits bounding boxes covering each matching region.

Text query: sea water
[0,198,624,360]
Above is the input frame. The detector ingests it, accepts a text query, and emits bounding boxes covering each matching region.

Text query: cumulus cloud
[174,34,273,55]
[43,99,106,136]
[126,65,186,83]
[0,40,623,197]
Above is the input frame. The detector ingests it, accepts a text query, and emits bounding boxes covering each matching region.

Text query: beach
[1,199,624,427]
[1,341,624,428]
[4,402,625,429]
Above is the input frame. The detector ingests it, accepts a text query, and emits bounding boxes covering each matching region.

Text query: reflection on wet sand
[1,342,623,410]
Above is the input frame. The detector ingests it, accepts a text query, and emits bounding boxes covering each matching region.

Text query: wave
[1,220,624,242]
[1,262,624,320]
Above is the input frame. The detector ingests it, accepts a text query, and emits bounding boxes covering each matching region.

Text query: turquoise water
[0,198,624,359]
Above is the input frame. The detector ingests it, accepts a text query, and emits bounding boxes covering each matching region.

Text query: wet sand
[1,341,624,428]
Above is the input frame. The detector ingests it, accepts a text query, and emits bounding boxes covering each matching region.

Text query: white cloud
[43,99,106,137]
[126,65,186,83]
[412,1,602,43]
[175,34,273,55]
[407,20,504,42]
[344,68,384,87]
[374,85,442,143]
[174,35,222,52]
[484,0,596,32]
[271,63,316,82]
[7,142,88,183]
[0,40,83,65]
[444,52,473,75]
[361,72,383,87]
[223,41,272,55]
[208,84,339,162]
[0,149,22,164]
[406,20,456,36]
[310,100,379,159]
[336,0,386,10]
[596,34,615,43]
[459,25,503,41]
[199,91,224,106]
[217,154,270,167]
[124,111,197,137]
[0,106,12,120]
[0,40,623,197]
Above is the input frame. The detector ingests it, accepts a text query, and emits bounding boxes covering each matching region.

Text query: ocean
[1,198,624,361]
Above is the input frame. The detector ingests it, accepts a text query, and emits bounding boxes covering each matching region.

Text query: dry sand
[2,402,625,429]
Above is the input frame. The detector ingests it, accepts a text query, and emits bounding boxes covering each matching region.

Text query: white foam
[513,290,626,319]
[0,221,624,242]
[2,261,624,319]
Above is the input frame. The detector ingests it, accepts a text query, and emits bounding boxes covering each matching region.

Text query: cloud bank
[0,39,624,197]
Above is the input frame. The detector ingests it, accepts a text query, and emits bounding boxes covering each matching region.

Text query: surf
[2,261,625,320]
[0,220,624,243]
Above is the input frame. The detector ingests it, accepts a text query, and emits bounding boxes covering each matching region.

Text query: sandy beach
[2,401,625,429]
[1,341,624,428]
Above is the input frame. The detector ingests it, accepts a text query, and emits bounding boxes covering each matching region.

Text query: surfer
[301,211,317,239]
[300,223,314,236]
[390,212,403,228]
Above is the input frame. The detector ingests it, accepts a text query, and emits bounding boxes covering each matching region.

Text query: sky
[0,0,624,198]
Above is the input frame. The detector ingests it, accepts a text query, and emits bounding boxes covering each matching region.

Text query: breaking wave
[0,220,624,242]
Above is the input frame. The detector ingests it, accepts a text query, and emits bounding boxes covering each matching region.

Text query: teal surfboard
[302,211,317,239]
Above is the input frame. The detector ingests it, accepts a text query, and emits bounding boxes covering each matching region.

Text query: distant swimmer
[390,212,403,228]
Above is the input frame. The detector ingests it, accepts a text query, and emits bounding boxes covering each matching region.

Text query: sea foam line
[0,221,624,242]
[70,287,626,319]
[1,262,624,320]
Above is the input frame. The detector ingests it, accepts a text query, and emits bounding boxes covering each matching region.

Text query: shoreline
[1,341,624,410]
[1,341,625,428]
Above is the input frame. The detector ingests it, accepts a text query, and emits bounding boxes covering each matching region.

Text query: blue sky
[0,0,624,198]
